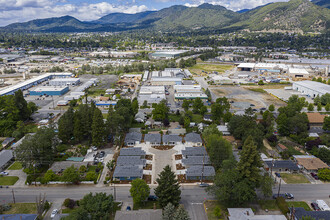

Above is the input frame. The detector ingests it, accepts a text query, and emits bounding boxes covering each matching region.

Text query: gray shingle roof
[113,165,143,178]
[163,135,182,143]
[186,165,215,177]
[291,207,330,220]
[182,147,207,156]
[0,150,13,169]
[120,147,146,156]
[124,132,142,143]
[144,133,161,143]
[2,137,15,147]
[115,209,162,220]
[50,161,88,173]
[182,156,210,166]
[117,156,146,166]
[184,133,202,143]
[264,160,299,171]
[0,214,38,220]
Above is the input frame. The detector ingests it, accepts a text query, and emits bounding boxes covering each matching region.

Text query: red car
[311,202,321,211]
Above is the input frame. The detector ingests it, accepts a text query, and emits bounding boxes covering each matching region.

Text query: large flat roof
[30,86,68,92]
[293,80,330,94]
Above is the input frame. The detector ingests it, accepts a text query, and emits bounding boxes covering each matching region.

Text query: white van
[316,200,330,211]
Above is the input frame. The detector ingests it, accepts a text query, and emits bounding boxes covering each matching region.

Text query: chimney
[247,211,249,216]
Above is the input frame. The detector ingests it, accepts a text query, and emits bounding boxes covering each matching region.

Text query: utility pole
[11,189,15,204]
[277,178,282,197]
[113,182,116,201]
[201,151,205,185]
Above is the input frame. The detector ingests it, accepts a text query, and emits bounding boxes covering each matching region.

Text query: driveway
[148,148,177,184]
[5,168,27,188]
[96,153,113,187]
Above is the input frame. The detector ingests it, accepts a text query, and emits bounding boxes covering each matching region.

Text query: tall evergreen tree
[73,110,84,143]
[162,203,176,220]
[92,108,105,147]
[58,107,74,143]
[174,206,190,220]
[14,90,30,121]
[155,165,181,208]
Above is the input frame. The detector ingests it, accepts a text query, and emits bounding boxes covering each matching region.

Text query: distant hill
[312,0,330,9]
[230,0,330,32]
[1,0,329,33]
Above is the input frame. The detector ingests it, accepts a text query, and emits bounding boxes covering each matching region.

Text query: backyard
[281,173,310,184]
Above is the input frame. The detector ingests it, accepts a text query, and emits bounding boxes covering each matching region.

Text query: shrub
[25,175,34,185]
[44,201,50,211]
[318,168,330,181]
[85,171,97,181]
[276,197,289,214]
[63,198,75,209]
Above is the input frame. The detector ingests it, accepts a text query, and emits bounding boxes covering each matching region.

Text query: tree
[130,179,150,208]
[268,104,275,112]
[321,93,330,105]
[314,95,321,106]
[301,217,316,220]
[192,98,203,114]
[162,203,176,220]
[44,170,57,183]
[317,168,330,181]
[62,165,80,184]
[58,107,74,143]
[325,103,330,111]
[152,100,169,121]
[261,173,273,197]
[200,106,208,116]
[202,124,222,143]
[307,103,314,112]
[184,117,190,129]
[65,193,114,220]
[206,134,232,170]
[317,103,322,112]
[182,100,190,112]
[14,90,30,121]
[155,165,181,208]
[131,98,139,115]
[92,108,105,147]
[205,89,212,101]
[258,80,264,85]
[173,206,190,220]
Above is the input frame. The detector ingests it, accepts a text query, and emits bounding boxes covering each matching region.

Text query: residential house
[163,135,182,145]
[289,207,330,220]
[124,132,142,146]
[182,156,210,168]
[306,113,326,128]
[184,133,203,146]
[112,165,143,181]
[293,155,328,172]
[115,209,162,220]
[120,147,146,156]
[264,160,299,173]
[203,114,212,122]
[186,165,215,180]
[217,125,230,136]
[135,112,146,123]
[0,214,38,220]
[0,150,13,171]
[144,133,161,146]
[182,147,207,157]
[168,128,186,135]
[276,144,288,152]
[2,137,15,149]
[50,161,89,174]
[228,208,286,220]
[116,156,146,168]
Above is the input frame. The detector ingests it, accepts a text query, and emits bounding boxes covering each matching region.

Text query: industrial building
[138,85,166,105]
[292,81,330,98]
[0,72,73,96]
[150,50,187,59]
[29,86,69,96]
[49,78,80,86]
[173,85,208,100]
[288,68,310,78]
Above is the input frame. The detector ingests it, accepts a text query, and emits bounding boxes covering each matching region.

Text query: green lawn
[169,114,181,122]
[189,64,234,75]
[0,176,19,185]
[258,200,279,211]
[287,201,311,211]
[3,203,36,214]
[192,114,203,123]
[281,173,310,184]
[62,208,77,214]
[247,88,267,93]
[204,200,227,220]
[8,162,23,170]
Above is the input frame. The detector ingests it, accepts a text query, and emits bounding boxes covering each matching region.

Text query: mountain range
[1,0,329,33]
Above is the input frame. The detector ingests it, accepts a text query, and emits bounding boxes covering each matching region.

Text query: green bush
[85,171,97,181]
[63,198,75,209]
[276,197,289,214]
[318,168,330,181]
[44,201,50,211]
[56,144,69,153]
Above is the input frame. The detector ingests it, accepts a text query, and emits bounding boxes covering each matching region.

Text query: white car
[50,209,58,218]
[0,172,8,176]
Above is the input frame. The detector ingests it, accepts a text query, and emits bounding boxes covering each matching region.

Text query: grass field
[281,173,310,184]
[0,176,19,185]
[258,200,279,211]
[7,162,23,170]
[3,203,36,214]
[247,88,267,93]
[287,201,311,211]
[204,200,227,220]
[189,64,234,76]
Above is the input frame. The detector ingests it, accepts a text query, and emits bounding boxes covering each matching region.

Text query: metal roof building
[293,80,330,98]
[29,86,69,96]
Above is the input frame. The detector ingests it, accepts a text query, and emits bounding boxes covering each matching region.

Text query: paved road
[194,77,217,101]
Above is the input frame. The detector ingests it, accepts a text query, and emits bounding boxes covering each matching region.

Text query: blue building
[29,86,69,96]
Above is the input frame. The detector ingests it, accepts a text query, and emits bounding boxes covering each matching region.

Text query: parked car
[311,202,321,211]
[310,173,319,180]
[126,206,131,211]
[0,172,9,176]
[275,172,281,178]
[199,183,210,187]
[272,193,294,199]
[50,209,58,218]
[148,195,158,201]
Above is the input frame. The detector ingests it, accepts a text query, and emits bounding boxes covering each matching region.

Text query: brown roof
[296,157,328,170]
[306,113,326,124]
[99,96,110,101]
[277,144,287,150]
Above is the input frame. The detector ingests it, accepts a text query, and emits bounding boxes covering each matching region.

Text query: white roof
[151,77,182,82]
[237,63,255,68]
[30,86,68,92]
[293,81,330,94]
[316,200,330,211]
[288,68,309,75]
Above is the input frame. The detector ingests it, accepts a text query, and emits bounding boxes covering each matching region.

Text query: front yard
[3,203,36,214]
[204,200,227,220]
[286,201,311,211]
[7,161,23,170]
[0,176,19,185]
[281,173,310,184]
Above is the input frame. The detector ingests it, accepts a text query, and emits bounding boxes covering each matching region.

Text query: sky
[0,0,290,26]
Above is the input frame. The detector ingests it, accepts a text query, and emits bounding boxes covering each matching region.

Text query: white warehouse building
[49,78,80,86]
[137,86,166,105]
[292,81,330,98]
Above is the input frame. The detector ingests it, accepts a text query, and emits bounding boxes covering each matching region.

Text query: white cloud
[0,1,148,26]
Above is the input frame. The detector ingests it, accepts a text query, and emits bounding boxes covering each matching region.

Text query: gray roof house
[228,208,286,220]
[264,160,299,173]
[50,161,89,173]
[2,137,15,148]
[135,112,146,123]
[182,147,207,157]
[290,207,330,220]
[120,147,146,156]
[124,132,142,146]
[186,165,215,180]
[113,165,143,181]
[182,156,210,167]
[115,209,162,220]
[163,135,182,145]
[184,133,203,146]
[0,214,38,220]
[0,150,13,171]
[116,156,146,168]
[144,133,161,146]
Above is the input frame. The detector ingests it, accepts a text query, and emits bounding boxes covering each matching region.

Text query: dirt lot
[80,74,118,90]
[211,85,286,110]
[188,63,234,76]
